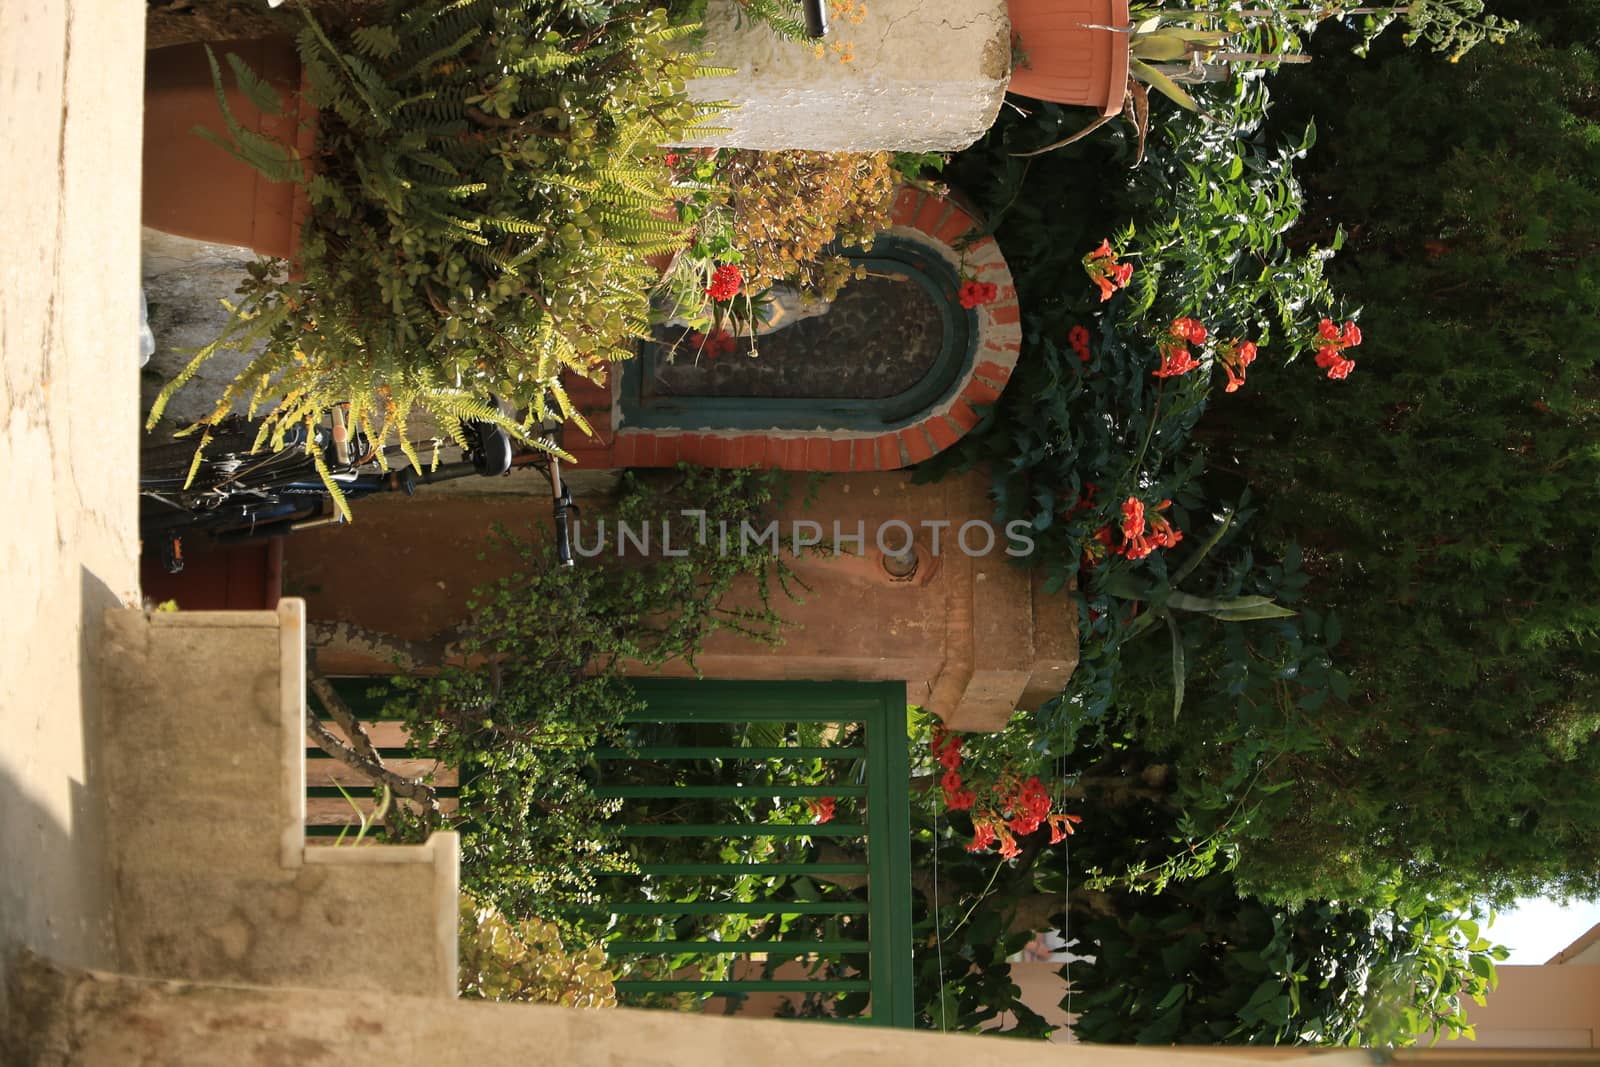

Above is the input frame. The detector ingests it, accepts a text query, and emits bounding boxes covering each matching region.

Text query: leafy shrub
[152,0,719,468]
[718,149,896,299]
[1056,737,1503,1048]
[926,7,1600,913]
[386,464,797,920]
[459,892,618,1007]
[659,148,897,326]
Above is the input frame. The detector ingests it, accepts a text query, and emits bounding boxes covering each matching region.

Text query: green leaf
[1129,58,1201,112]
[224,50,283,115]
[1166,611,1186,721]
[1170,508,1235,586]
[1156,982,1188,1012]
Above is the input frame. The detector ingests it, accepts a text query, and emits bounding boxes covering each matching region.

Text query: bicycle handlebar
[546,449,576,568]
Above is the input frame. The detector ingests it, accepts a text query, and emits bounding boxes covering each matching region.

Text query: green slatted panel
[609,940,869,956]
[613,979,873,995]
[617,822,867,838]
[603,679,912,1028]
[308,677,913,1027]
[594,783,867,800]
[595,746,864,761]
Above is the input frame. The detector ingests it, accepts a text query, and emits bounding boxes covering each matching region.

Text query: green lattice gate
[595,679,913,1027]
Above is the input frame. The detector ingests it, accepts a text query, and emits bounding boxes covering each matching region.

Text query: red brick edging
[563,186,1021,472]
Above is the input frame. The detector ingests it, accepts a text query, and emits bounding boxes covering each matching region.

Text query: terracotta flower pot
[1005,0,1131,115]
[142,39,311,259]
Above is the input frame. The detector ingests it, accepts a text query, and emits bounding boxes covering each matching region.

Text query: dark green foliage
[1061,738,1503,1047]
[922,5,1600,913]
[1184,16,1600,905]
[924,76,1348,748]
[899,723,1503,1047]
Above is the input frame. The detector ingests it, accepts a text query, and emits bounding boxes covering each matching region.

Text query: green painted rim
[621,234,976,433]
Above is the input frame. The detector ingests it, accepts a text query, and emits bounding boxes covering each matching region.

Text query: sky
[1485,897,1600,964]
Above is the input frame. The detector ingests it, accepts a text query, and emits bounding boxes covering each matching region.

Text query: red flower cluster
[1064,480,1098,518]
[1097,496,1182,561]
[1218,338,1258,393]
[1154,341,1200,378]
[967,774,1083,859]
[706,264,743,302]
[1169,317,1207,345]
[1083,239,1133,302]
[664,152,682,167]
[931,726,975,811]
[959,280,999,309]
[932,727,1082,859]
[1068,324,1092,363]
[1313,318,1361,380]
[806,796,836,824]
[685,329,737,359]
[1153,316,1206,378]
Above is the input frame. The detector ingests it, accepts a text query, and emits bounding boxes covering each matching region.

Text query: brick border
[562,186,1021,472]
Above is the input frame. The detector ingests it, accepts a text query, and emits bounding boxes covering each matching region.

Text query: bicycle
[140,407,576,573]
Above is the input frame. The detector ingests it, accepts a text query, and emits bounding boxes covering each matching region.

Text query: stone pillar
[683,0,1012,152]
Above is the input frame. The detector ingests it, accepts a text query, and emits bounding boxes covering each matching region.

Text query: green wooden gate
[595,679,913,1027]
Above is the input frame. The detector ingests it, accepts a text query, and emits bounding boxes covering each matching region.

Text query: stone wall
[14,955,1368,1067]
[97,601,459,997]
[682,0,1011,152]
[291,467,1075,732]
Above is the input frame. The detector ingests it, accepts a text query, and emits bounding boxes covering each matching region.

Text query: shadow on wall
[0,566,122,1055]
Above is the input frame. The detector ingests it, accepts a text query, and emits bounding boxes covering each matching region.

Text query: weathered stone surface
[11,954,1343,1067]
[97,602,459,999]
[140,227,266,426]
[684,0,1011,151]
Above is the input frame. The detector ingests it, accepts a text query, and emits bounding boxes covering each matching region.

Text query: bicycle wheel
[140,417,323,541]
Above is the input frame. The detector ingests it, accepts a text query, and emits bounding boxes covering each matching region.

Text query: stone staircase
[97,599,457,996]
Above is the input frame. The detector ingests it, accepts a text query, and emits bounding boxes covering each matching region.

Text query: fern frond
[595,166,666,198]
[224,50,284,115]
[294,5,392,127]
[311,447,353,521]
[350,25,402,60]
[485,216,544,235]
[400,26,485,82]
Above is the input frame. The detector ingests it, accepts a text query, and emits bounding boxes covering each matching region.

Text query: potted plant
[1005,0,1132,114]
[143,35,310,258]
[146,0,726,474]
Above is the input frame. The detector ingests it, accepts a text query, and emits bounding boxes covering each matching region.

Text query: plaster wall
[0,0,144,1024]
[683,0,1012,151]
[1453,964,1600,1049]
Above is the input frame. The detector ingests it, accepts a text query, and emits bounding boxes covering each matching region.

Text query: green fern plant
[150,0,728,472]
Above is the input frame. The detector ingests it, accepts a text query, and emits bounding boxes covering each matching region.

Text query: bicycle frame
[142,413,576,571]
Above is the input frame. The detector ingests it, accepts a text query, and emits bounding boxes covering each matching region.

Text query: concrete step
[97,599,457,996]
